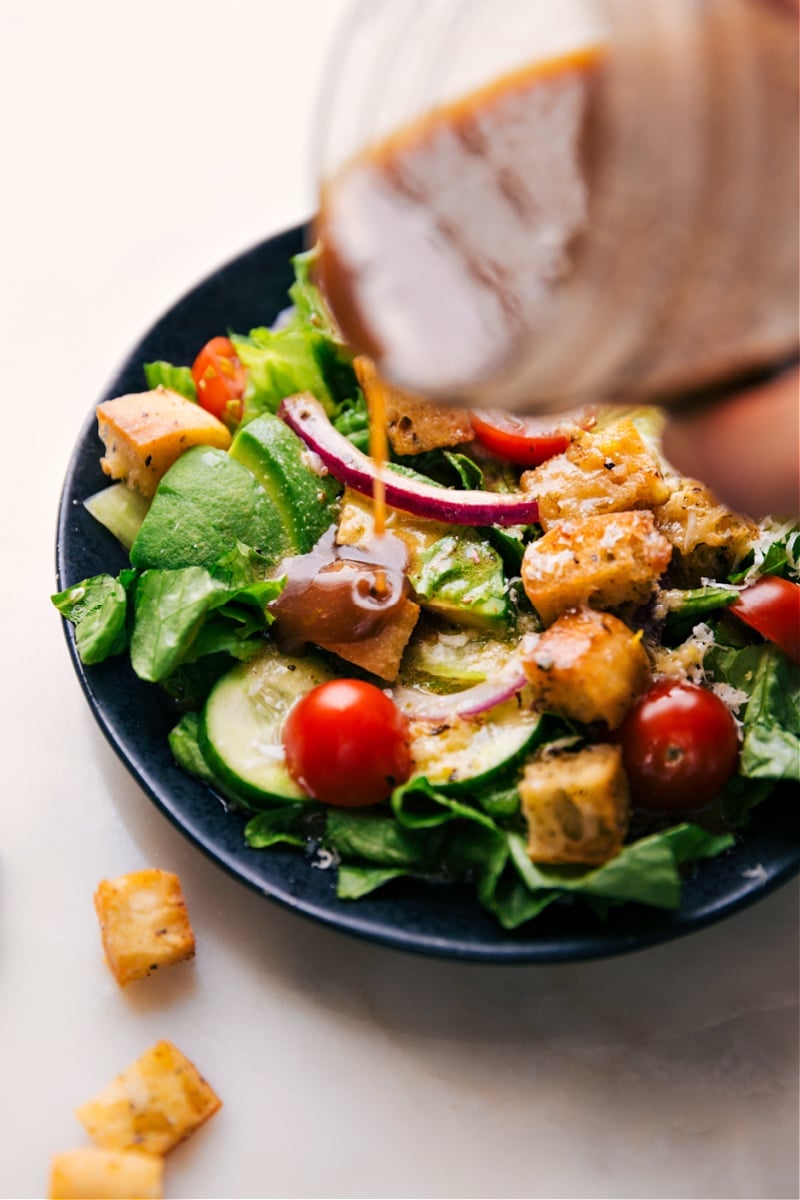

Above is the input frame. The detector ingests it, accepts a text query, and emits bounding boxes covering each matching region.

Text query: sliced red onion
[279,394,539,527]
[390,660,530,722]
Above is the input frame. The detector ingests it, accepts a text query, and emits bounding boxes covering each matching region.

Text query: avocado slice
[412,531,509,629]
[230,413,341,554]
[337,489,509,630]
[130,446,291,571]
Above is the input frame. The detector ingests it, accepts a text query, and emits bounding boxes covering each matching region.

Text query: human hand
[661,366,799,518]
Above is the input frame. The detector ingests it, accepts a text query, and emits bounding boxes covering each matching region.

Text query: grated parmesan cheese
[708,681,750,717]
[739,518,800,584]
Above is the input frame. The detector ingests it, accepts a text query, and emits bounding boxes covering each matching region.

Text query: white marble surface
[2,2,798,1197]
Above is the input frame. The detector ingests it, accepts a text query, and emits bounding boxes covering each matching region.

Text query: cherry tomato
[619,680,740,812]
[730,575,800,664]
[283,679,412,807]
[191,336,246,424]
[470,409,595,467]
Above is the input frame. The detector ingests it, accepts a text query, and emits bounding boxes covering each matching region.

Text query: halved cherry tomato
[619,680,740,812]
[283,679,412,807]
[191,336,246,425]
[470,409,595,468]
[730,575,800,664]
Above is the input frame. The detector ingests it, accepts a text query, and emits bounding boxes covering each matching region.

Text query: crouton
[521,418,670,530]
[93,869,195,986]
[521,744,629,866]
[97,387,231,497]
[654,478,758,586]
[320,596,421,682]
[521,511,672,625]
[49,1148,163,1200]
[76,1040,221,1155]
[354,355,473,456]
[523,607,651,729]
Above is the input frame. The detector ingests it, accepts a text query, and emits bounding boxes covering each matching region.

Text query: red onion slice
[279,393,539,527]
[391,659,531,723]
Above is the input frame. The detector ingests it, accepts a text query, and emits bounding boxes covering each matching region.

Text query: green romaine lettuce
[143,361,197,401]
[130,561,283,683]
[233,325,337,422]
[52,570,136,664]
[708,642,800,781]
[662,586,737,643]
[245,805,309,850]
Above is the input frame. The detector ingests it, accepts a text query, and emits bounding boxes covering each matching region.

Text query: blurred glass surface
[315,0,799,411]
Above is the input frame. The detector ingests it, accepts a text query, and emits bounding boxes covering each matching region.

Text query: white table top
[3,2,798,1197]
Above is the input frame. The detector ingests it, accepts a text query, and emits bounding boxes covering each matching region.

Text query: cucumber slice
[400,623,520,692]
[199,645,336,805]
[84,483,150,550]
[409,695,543,794]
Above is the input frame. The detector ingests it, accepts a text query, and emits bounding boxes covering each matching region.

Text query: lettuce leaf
[288,246,345,344]
[143,361,197,401]
[391,776,501,832]
[130,548,283,683]
[707,642,800,781]
[245,805,309,850]
[324,808,446,867]
[729,522,800,584]
[337,866,411,900]
[52,570,136,664]
[168,712,217,784]
[233,325,337,422]
[505,825,733,911]
[662,586,737,643]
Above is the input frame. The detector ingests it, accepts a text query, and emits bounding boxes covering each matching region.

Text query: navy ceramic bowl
[56,224,799,962]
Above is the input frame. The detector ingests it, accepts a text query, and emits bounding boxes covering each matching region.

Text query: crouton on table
[94,869,195,986]
[97,387,231,497]
[523,607,651,729]
[49,1147,163,1200]
[521,744,629,866]
[521,510,672,625]
[76,1040,221,1155]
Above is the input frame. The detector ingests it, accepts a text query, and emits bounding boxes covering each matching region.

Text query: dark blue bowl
[55,224,800,962]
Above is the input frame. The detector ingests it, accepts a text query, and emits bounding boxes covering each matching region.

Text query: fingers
[661,366,800,518]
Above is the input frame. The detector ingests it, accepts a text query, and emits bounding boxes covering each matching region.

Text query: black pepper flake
[144,454,152,467]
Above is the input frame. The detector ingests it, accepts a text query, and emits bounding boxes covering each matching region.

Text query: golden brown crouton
[521,418,670,530]
[521,744,629,866]
[321,596,421,682]
[354,355,473,456]
[523,608,651,729]
[521,511,672,625]
[97,387,231,497]
[49,1148,163,1200]
[76,1040,221,1156]
[654,478,758,586]
[93,869,196,986]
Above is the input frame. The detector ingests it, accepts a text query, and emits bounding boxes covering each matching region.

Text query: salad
[54,247,800,932]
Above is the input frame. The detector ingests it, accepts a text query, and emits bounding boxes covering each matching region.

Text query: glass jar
[314,0,798,411]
